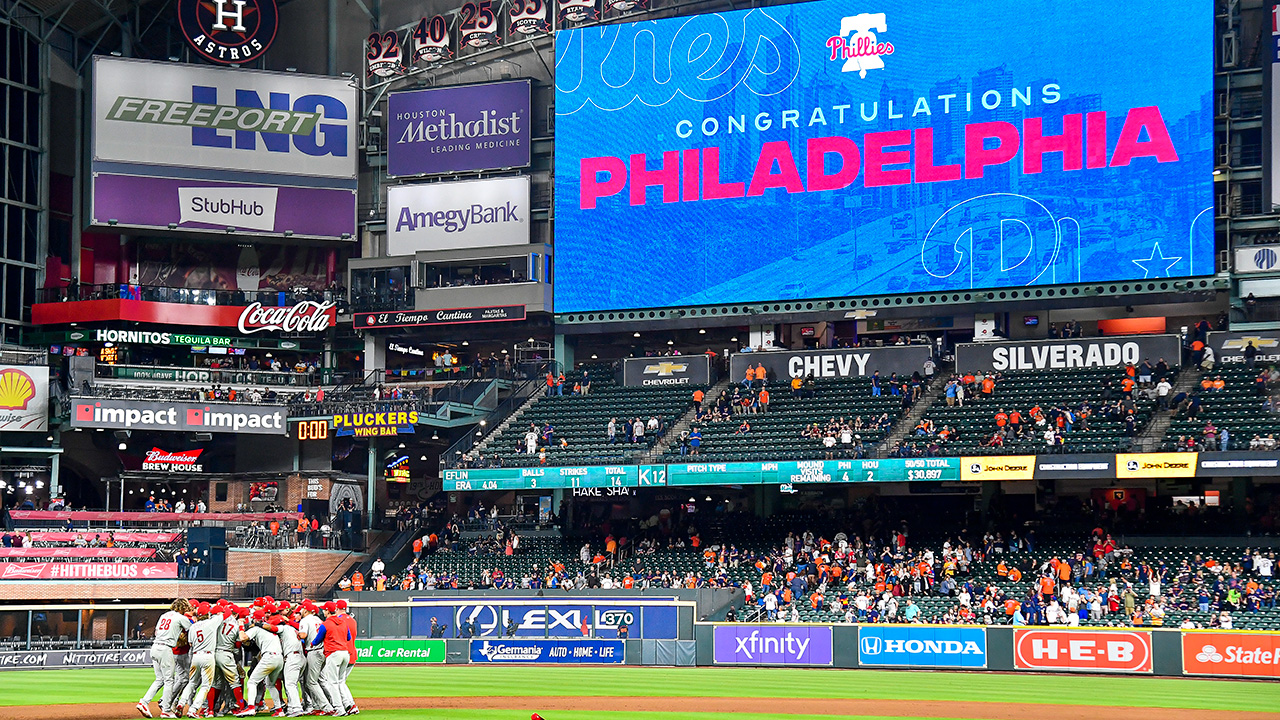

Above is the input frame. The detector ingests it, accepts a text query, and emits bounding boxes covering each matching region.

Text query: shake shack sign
[356,305,525,329]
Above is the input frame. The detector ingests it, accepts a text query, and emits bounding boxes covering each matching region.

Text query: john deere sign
[354,638,445,663]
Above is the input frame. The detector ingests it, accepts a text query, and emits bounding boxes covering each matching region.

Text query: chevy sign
[858,626,986,668]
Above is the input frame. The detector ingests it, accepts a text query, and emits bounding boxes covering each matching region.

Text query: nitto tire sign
[1014,629,1152,673]
[858,626,986,668]
[0,649,152,670]
[469,640,623,664]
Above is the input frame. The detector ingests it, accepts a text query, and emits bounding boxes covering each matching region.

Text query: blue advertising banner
[409,601,678,639]
[858,626,987,668]
[469,639,625,663]
[553,0,1213,313]
[388,81,531,176]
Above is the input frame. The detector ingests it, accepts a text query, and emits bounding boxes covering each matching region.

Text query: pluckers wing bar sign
[332,411,419,437]
[356,305,526,329]
[238,301,336,334]
[178,0,279,65]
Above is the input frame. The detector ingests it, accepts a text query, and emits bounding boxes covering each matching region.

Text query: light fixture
[688,496,695,503]
[24,487,32,495]
[431,431,439,440]
[667,340,674,345]
[705,495,712,501]
[462,341,469,346]
[420,455,428,461]
[225,226,236,233]
[479,420,487,426]
[730,336,738,342]
[45,435,53,442]
[104,341,114,347]
[528,337,535,343]
[633,332,641,338]
[167,222,178,229]
[283,230,294,237]
[129,489,134,495]
[398,442,406,448]
[118,442,127,450]
[265,352,273,358]
[699,329,706,334]
[107,219,118,225]
[591,354,598,359]
[18,481,26,489]
[341,233,352,240]
[501,349,508,354]
[168,55,181,62]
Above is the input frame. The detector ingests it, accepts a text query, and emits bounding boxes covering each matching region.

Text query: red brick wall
[227,548,365,593]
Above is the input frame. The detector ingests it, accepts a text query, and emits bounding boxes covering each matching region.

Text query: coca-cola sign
[141,447,204,472]
[237,301,337,334]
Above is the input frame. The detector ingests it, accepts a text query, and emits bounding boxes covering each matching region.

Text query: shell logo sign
[0,368,35,410]
[0,365,48,432]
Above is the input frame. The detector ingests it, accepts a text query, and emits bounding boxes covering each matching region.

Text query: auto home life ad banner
[553,0,1212,313]
[91,57,358,240]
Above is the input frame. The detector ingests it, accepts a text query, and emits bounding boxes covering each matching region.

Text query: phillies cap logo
[179,0,279,65]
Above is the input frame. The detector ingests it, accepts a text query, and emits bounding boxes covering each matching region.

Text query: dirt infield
[9,697,1279,720]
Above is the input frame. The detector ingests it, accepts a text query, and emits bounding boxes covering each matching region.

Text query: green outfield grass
[0,665,1276,715]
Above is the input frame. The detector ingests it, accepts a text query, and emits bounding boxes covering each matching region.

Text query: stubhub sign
[858,626,986,668]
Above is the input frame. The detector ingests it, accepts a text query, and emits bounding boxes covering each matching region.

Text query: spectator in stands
[758,388,770,413]
[633,418,645,443]
[689,427,702,455]
[870,371,881,397]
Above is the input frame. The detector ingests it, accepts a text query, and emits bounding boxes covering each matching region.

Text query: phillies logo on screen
[178,0,279,65]
[559,0,597,23]
[237,301,336,334]
[826,12,894,78]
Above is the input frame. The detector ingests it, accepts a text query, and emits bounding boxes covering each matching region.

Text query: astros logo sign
[179,0,279,64]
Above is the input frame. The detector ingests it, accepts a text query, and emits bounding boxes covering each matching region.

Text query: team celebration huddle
[136,597,360,719]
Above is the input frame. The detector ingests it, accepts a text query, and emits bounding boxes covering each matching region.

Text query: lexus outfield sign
[71,399,286,435]
[387,176,530,255]
[621,355,712,387]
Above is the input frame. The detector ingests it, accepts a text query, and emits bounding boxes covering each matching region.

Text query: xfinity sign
[387,177,530,255]
[713,625,833,666]
[858,627,986,668]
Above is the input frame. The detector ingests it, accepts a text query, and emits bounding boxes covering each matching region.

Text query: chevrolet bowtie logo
[644,362,688,376]
[1222,336,1279,350]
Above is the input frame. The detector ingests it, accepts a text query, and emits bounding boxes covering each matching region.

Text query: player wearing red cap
[297,602,335,715]
[213,604,249,714]
[236,610,285,717]
[336,601,358,716]
[319,603,356,715]
[179,603,221,718]
[263,609,306,717]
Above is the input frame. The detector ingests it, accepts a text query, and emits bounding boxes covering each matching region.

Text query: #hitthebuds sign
[389,81,531,176]
[91,57,357,240]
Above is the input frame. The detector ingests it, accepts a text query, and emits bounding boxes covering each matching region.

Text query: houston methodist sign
[553,0,1212,313]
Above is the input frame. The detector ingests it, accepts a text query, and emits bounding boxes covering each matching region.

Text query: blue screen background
[552,0,1214,313]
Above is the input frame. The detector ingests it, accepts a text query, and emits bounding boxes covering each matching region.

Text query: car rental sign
[71,399,286,435]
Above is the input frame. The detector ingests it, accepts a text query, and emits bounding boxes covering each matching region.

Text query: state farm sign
[1183,632,1280,678]
[237,301,336,334]
[141,447,204,472]
[1014,629,1152,673]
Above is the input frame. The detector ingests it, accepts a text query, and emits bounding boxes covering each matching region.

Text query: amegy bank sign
[71,399,286,435]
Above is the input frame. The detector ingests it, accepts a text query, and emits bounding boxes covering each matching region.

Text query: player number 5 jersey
[187,617,221,654]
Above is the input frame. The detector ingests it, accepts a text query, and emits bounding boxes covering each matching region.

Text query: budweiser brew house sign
[237,301,337,334]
